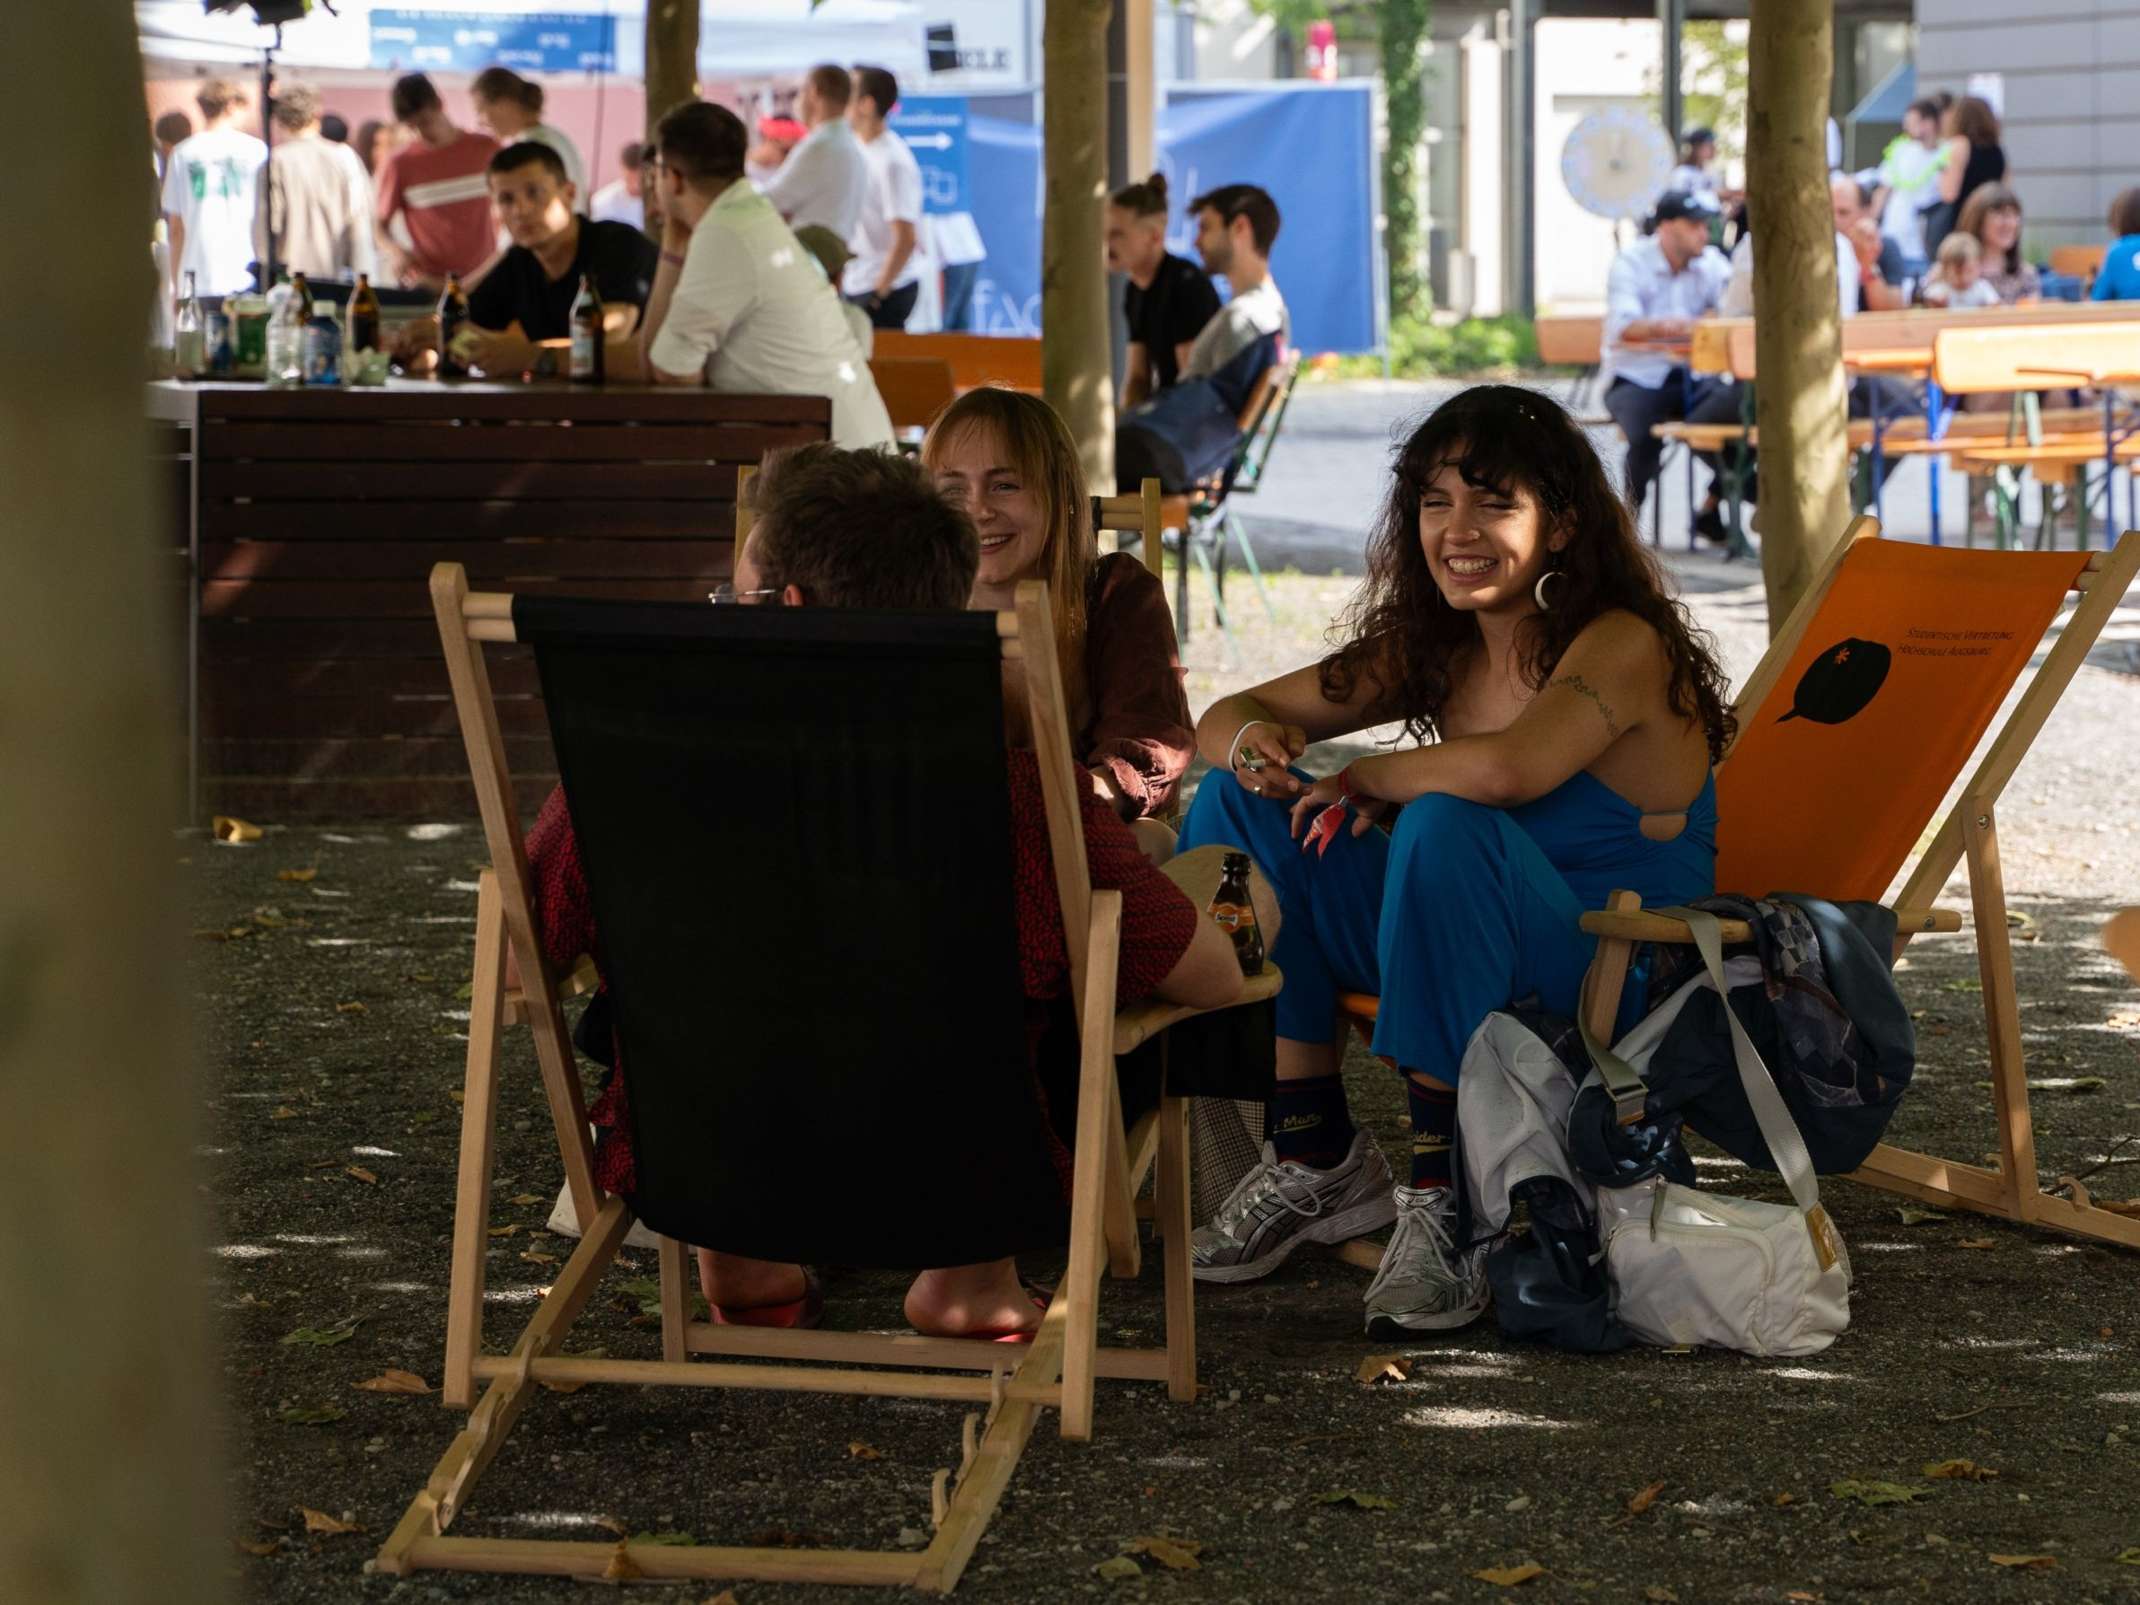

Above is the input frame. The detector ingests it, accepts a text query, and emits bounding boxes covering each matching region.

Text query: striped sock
[1406,1074,1458,1190]
[1266,1073,1356,1170]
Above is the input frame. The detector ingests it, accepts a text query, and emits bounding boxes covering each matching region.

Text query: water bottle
[174,270,204,379]
[263,276,303,389]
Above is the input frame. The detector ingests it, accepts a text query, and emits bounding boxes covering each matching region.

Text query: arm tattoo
[1548,673,1623,741]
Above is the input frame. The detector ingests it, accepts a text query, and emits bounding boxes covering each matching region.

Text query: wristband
[1338,763,1366,805]
[660,250,687,268]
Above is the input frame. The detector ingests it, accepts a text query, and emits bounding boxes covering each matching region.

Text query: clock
[1561,108,1678,222]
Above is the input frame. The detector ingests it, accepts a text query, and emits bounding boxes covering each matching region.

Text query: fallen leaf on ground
[1644,1589,1678,1603]
[590,1515,627,1537]
[335,1001,367,1015]
[848,1441,883,1461]
[1473,1563,1547,1587]
[520,1250,557,1267]
[278,867,319,883]
[1356,1352,1411,1386]
[487,1224,519,1238]
[703,1594,738,1605]
[297,1507,361,1535]
[1957,1237,1997,1249]
[1988,1554,2058,1568]
[2114,1546,2140,1565]
[1774,1492,1797,1507]
[281,1317,361,1348]
[1784,1594,1822,1603]
[1830,1479,1932,1506]
[1128,1536,1202,1570]
[1310,1490,1395,1511]
[345,1165,378,1185]
[354,1369,432,1395]
[1924,1459,1998,1481]
[1942,978,1982,992]
[448,1089,464,1105]
[1897,1206,1945,1226]
[510,1193,544,1207]
[1093,1555,1142,1580]
[277,1403,347,1426]
[1627,1480,1666,1516]
[270,1105,299,1120]
[213,815,264,843]
[233,1537,282,1556]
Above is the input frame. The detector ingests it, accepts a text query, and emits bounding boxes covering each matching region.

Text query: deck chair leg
[657,1235,690,1363]
[1223,507,1279,625]
[1580,890,1644,1046]
[1060,892,1123,1443]
[443,871,509,1410]
[1156,1094,1197,1402]
[1963,802,2042,1216]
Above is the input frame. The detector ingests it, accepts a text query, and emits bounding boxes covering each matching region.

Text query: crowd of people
[1599,89,2140,533]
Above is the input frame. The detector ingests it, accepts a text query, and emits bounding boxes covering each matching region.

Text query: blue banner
[368,10,617,75]
[887,96,971,217]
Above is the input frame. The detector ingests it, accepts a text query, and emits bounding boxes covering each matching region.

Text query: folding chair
[1331,521,2140,1255]
[1579,522,2140,1249]
[377,566,1279,1591]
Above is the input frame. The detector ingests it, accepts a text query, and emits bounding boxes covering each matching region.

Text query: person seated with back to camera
[396,141,656,378]
[923,387,1194,857]
[630,99,893,451]
[514,444,1264,1338]
[1178,384,1732,1339]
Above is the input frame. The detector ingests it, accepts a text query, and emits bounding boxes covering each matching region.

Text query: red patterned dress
[523,750,1201,1196]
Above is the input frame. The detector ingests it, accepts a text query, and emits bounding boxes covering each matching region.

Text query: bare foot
[904,1259,1043,1338]
[696,1248,806,1313]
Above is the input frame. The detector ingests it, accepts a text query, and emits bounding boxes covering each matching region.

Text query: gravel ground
[196,408,2140,1603]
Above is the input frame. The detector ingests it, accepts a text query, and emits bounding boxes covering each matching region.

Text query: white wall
[1533,18,1662,309]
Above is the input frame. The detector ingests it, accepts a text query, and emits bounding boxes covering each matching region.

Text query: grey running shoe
[1362,1184,1490,1336]
[1190,1131,1397,1285]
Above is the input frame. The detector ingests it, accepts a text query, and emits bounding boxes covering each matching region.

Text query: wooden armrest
[1111,963,1283,1057]
[502,954,601,1027]
[1578,906,1961,943]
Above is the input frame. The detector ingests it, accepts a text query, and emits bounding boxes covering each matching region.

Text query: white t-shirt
[1721,232,1861,319]
[651,182,894,451]
[588,179,640,227]
[759,118,869,238]
[161,126,268,295]
[1181,276,1289,381]
[842,128,924,297]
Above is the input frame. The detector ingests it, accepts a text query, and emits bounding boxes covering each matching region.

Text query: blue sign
[887,96,970,217]
[369,10,617,75]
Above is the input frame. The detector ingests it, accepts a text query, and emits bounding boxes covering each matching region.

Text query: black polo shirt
[468,218,658,341]
[1124,251,1222,391]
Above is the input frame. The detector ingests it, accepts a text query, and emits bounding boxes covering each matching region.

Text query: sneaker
[1190,1131,1397,1285]
[1362,1185,1490,1336]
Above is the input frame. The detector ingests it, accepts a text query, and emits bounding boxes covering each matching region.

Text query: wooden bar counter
[150,381,832,820]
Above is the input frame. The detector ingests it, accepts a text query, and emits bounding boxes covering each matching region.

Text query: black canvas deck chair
[377,566,1278,1591]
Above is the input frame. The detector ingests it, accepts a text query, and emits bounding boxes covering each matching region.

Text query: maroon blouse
[1081,552,1193,820]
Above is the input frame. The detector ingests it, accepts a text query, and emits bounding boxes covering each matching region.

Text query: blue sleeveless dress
[1179,765,1718,1080]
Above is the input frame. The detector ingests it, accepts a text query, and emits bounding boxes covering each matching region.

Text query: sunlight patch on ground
[1953,1336,2039,1350]
[368,1281,429,1295]
[1762,1367,1856,1383]
[2025,1346,2108,1363]
[352,1145,401,1158]
[1144,1454,1208,1470]
[495,1510,629,1532]
[273,1232,354,1245]
[483,1286,548,1304]
[1854,1242,1925,1253]
[1403,1405,1583,1431]
[336,1246,389,1261]
[211,1243,281,1259]
[2098,1391,2140,1404]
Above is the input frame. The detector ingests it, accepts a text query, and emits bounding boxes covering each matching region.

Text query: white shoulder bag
[1586,907,1852,1356]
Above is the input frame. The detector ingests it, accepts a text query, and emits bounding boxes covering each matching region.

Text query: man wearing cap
[757,64,868,238]
[1600,189,1732,525]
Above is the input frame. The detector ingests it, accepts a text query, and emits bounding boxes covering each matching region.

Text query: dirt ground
[193,557,2140,1604]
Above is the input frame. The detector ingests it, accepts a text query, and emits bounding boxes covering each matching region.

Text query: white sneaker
[1190,1130,1397,1284]
[1362,1185,1490,1336]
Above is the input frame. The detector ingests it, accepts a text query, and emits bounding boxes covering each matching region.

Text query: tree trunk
[1746,0,1849,631]
[1,4,219,1600]
[643,0,701,237]
[1044,0,1118,489]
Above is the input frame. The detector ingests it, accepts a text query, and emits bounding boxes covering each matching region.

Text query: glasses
[708,583,779,605]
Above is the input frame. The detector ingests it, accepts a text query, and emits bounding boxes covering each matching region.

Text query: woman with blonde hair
[470,65,586,196]
[922,387,1193,838]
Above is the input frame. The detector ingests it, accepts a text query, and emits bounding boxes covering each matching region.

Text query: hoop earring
[1533,569,1567,612]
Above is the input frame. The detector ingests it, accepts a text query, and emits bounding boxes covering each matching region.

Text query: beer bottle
[349,272,381,354]
[436,273,470,380]
[1206,851,1265,976]
[568,273,605,384]
[173,270,204,379]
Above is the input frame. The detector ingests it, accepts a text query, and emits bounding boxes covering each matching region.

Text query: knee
[1388,794,1507,887]
[1182,768,1288,846]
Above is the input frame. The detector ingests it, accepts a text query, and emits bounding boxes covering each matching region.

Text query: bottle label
[570,328,595,378]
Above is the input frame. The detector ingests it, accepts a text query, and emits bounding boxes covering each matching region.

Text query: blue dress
[1179,765,1718,1080]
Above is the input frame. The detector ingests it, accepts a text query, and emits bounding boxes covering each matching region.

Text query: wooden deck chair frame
[1093,476,1168,576]
[375,564,1279,1592]
[1578,522,2140,1251]
[1333,520,2140,1257]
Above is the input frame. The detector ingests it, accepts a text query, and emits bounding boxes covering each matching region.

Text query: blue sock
[1406,1074,1458,1190]
[1267,1074,1356,1169]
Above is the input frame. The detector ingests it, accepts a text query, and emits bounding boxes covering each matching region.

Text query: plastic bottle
[174,270,204,379]
[263,275,303,389]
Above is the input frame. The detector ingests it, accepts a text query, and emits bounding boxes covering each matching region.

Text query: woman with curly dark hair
[1177,384,1733,1336]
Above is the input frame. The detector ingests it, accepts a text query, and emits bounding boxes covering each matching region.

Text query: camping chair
[1330,521,2140,1258]
[377,567,1279,1591]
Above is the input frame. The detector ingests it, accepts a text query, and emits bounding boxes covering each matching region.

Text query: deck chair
[1092,477,1169,576]
[1332,522,2140,1258]
[377,566,1279,1592]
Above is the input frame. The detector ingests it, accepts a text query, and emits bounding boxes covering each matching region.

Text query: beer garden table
[149,380,831,821]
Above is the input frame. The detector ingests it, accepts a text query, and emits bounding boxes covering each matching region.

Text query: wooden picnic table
[150,379,832,821]
[2018,364,2140,536]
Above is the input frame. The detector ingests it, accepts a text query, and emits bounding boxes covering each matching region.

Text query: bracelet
[1227,717,1272,772]
[660,249,687,268]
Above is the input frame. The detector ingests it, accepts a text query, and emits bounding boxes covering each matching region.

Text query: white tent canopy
[137,0,926,80]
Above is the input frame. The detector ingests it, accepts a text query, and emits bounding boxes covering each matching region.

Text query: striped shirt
[374,130,500,280]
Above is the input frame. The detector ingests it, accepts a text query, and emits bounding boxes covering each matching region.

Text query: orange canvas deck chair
[1580,523,2140,1248]
[377,567,1278,1592]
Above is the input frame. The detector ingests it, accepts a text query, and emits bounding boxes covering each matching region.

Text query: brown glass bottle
[348,272,381,354]
[568,273,605,383]
[289,271,312,322]
[1207,850,1264,975]
[436,273,470,379]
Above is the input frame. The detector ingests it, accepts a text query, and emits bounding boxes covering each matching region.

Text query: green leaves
[280,1315,361,1348]
[277,1403,348,1426]
[1829,1479,1932,1506]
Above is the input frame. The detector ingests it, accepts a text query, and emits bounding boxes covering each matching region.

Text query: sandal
[710,1266,824,1330]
